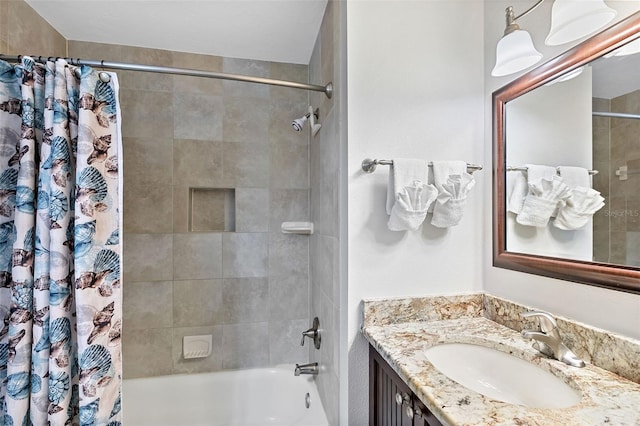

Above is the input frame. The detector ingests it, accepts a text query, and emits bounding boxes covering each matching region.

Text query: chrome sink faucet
[521,310,585,368]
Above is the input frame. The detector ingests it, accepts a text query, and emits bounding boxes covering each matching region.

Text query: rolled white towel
[431,173,475,228]
[388,181,438,231]
[386,158,429,215]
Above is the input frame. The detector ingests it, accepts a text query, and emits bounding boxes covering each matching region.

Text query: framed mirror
[493,10,640,293]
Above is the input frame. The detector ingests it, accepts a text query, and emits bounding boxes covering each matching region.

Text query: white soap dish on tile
[183,335,212,359]
[281,221,314,234]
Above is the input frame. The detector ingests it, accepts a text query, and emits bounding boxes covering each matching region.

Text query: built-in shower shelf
[281,221,314,235]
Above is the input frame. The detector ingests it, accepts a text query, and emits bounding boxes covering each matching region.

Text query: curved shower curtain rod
[0,54,333,99]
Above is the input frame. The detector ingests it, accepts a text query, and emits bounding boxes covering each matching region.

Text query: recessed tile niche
[189,188,236,232]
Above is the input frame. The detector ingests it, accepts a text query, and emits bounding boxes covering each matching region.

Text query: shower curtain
[0,57,122,425]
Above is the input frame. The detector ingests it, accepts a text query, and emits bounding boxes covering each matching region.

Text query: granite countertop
[362,295,640,426]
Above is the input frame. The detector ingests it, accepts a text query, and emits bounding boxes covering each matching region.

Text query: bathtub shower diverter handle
[300,317,321,349]
[294,362,319,376]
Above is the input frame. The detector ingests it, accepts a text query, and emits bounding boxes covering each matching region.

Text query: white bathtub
[122,365,330,426]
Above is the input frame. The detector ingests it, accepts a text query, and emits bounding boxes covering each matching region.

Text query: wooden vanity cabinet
[369,345,443,426]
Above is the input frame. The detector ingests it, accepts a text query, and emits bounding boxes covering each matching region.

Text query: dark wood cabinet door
[369,345,443,426]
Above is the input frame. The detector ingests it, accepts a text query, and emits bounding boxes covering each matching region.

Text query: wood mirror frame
[493,11,640,294]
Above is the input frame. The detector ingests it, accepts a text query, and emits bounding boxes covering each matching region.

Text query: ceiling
[25,0,328,65]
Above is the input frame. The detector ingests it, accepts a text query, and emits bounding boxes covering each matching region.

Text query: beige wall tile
[222,141,269,187]
[124,281,173,330]
[269,275,308,320]
[270,140,309,188]
[235,188,269,232]
[269,189,309,231]
[173,279,223,327]
[270,63,308,103]
[173,139,223,187]
[68,41,122,62]
[122,137,173,186]
[173,233,223,280]
[173,92,223,140]
[0,0,8,50]
[6,0,65,56]
[172,51,223,95]
[223,96,270,143]
[123,233,173,282]
[268,232,309,281]
[222,278,269,323]
[120,89,173,138]
[222,232,268,278]
[123,183,173,234]
[222,322,269,369]
[222,58,270,99]
[123,328,173,378]
[120,45,173,91]
[269,319,309,365]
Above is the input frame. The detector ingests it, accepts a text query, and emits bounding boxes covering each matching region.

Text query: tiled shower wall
[0,0,65,56]
[593,92,640,266]
[68,41,312,378]
[593,97,611,262]
[308,1,343,425]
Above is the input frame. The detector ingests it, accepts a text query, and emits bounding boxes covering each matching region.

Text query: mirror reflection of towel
[516,176,571,227]
[553,187,604,230]
[508,164,556,214]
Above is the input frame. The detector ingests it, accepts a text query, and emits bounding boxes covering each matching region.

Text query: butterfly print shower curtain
[0,57,122,425]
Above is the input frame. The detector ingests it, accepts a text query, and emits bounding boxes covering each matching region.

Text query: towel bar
[361,158,483,174]
[507,166,598,175]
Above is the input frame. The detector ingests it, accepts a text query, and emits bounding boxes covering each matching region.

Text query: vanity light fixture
[543,65,586,86]
[546,0,616,46]
[492,3,544,77]
[605,37,640,57]
[492,0,617,77]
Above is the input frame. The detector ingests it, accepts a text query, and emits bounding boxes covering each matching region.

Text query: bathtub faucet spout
[294,362,319,376]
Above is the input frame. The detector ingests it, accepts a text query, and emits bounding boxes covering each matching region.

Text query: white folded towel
[431,173,476,228]
[507,170,528,214]
[429,160,467,214]
[508,164,557,214]
[516,176,571,227]
[431,160,467,191]
[526,164,558,182]
[387,181,438,231]
[557,166,590,188]
[553,187,605,230]
[386,158,429,215]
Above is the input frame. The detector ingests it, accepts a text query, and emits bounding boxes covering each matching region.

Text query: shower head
[292,107,321,135]
[292,113,310,132]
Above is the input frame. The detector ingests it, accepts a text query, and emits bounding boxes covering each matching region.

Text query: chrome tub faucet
[521,310,585,368]
[294,362,319,376]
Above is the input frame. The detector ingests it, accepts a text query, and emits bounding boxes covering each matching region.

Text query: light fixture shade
[492,30,543,77]
[607,38,640,57]
[545,0,617,46]
[544,65,585,86]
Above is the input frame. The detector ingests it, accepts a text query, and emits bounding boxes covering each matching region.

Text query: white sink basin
[424,343,581,408]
